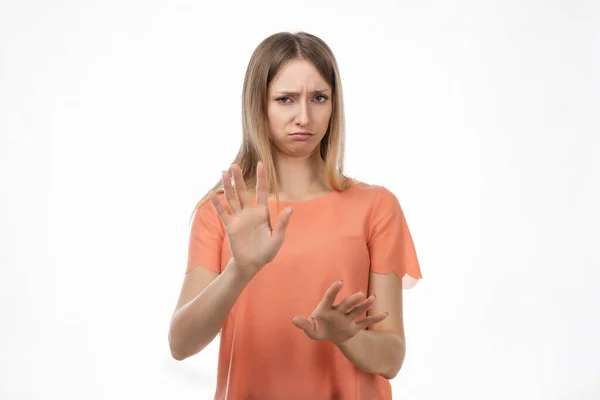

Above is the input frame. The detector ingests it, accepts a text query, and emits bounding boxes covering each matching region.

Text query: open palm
[209,161,294,279]
[291,280,389,345]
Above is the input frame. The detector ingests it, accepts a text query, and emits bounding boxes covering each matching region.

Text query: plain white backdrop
[1,0,599,399]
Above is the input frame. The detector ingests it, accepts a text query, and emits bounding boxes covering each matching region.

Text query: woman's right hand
[208,161,294,281]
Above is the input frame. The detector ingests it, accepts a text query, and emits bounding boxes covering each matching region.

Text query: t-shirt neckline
[267,189,340,205]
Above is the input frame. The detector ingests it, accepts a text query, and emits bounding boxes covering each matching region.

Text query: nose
[295,99,311,126]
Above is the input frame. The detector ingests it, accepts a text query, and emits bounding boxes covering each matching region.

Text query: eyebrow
[273,89,331,95]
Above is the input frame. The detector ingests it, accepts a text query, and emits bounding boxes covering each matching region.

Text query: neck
[272,151,329,198]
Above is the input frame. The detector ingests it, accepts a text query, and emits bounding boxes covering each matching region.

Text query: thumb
[272,207,293,240]
[291,316,313,332]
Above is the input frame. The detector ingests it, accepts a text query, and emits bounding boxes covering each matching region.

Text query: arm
[336,271,406,379]
[171,162,294,361]
[168,258,252,361]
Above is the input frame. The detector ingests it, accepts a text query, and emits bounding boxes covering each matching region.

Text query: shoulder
[195,190,227,213]
[191,191,226,228]
[340,181,403,229]
[342,180,399,206]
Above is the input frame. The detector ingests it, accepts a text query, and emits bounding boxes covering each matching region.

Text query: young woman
[169,31,422,400]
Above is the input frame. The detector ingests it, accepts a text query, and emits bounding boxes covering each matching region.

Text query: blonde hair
[190,31,357,224]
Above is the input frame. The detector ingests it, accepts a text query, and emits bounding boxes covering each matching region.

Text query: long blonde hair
[190,31,357,224]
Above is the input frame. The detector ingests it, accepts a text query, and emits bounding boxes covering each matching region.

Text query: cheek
[267,110,287,129]
[318,103,333,118]
[266,115,283,140]
[266,107,277,125]
[316,111,332,139]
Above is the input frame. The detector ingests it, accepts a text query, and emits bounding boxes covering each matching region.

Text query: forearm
[169,258,252,360]
[336,330,406,380]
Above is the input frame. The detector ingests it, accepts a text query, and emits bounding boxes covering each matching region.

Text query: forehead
[269,59,330,91]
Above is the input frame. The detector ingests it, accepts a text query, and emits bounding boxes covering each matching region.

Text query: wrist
[228,258,261,284]
[334,330,364,349]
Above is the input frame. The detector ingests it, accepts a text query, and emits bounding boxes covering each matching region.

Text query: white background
[1,1,599,399]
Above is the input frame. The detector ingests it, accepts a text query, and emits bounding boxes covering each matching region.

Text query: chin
[289,149,319,158]
[279,145,321,158]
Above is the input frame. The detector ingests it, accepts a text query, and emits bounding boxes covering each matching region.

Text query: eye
[275,95,329,104]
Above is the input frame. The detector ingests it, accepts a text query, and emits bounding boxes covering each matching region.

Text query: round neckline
[266,180,360,205]
[267,189,340,205]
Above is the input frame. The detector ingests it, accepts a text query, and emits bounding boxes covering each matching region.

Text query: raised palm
[208,161,293,279]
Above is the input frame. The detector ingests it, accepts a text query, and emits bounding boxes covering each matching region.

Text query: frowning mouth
[289,132,314,141]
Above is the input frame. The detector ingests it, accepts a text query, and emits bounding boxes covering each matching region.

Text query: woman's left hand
[291,280,389,345]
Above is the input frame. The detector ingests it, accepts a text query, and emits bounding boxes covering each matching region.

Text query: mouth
[289,132,314,141]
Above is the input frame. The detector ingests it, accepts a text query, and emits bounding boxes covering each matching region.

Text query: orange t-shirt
[185,182,422,399]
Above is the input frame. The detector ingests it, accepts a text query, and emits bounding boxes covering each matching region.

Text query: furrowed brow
[273,89,331,96]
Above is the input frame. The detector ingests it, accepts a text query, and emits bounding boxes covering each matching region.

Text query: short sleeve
[185,197,225,274]
[367,186,423,289]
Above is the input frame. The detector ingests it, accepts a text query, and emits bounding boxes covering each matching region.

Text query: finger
[319,280,344,309]
[335,291,366,312]
[209,190,230,225]
[346,294,376,319]
[231,163,251,209]
[222,169,241,214]
[291,316,316,332]
[255,161,274,232]
[255,161,268,206]
[272,206,293,241]
[355,312,389,330]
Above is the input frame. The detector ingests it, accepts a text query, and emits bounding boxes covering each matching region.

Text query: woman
[169,31,422,399]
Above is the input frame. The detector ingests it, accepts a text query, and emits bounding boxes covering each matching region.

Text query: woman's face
[266,59,333,158]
